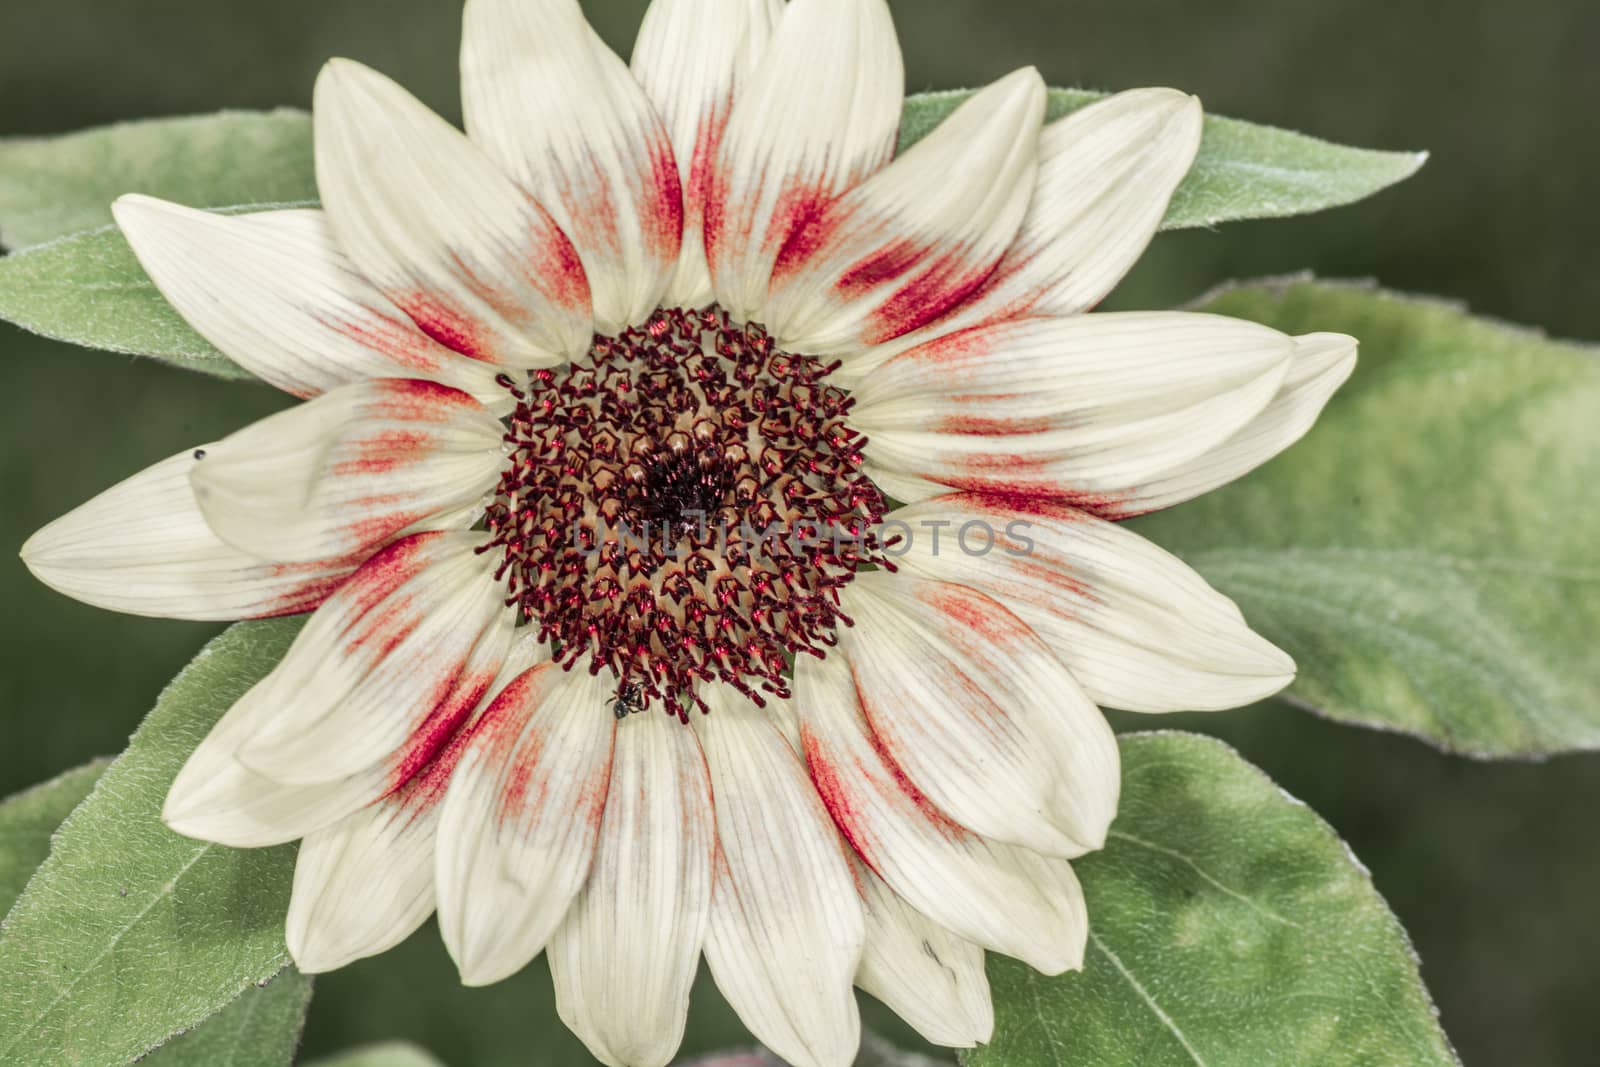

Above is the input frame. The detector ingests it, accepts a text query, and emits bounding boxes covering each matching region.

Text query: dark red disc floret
[482,306,891,720]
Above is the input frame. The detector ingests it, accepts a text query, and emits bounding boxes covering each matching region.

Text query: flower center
[484,306,891,720]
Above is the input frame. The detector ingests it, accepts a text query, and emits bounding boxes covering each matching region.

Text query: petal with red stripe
[229,531,515,787]
[796,651,1088,975]
[462,0,682,332]
[435,655,617,987]
[890,493,1295,713]
[763,68,1045,355]
[19,445,443,623]
[547,711,715,1067]
[284,637,550,973]
[852,312,1296,508]
[704,0,903,323]
[190,377,505,565]
[697,687,865,1067]
[314,59,593,366]
[832,88,1203,385]
[112,198,507,407]
[630,0,784,308]
[836,571,1119,856]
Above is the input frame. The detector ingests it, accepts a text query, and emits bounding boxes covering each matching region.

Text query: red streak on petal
[684,105,732,232]
[918,584,1034,655]
[806,675,966,857]
[895,324,994,367]
[533,210,592,314]
[373,378,477,420]
[833,237,924,300]
[496,681,553,822]
[398,292,498,363]
[769,183,841,282]
[322,309,450,377]
[252,575,349,618]
[862,250,999,346]
[331,532,440,616]
[934,414,1053,437]
[341,508,428,557]
[802,727,880,875]
[643,135,686,262]
[1009,555,1097,607]
[343,592,420,658]
[700,176,727,272]
[254,549,374,619]
[952,484,1131,521]
[331,429,433,476]
[388,662,502,802]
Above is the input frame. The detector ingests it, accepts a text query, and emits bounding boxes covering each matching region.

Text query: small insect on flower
[607,682,646,720]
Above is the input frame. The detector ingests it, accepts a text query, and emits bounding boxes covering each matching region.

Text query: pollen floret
[484,306,891,718]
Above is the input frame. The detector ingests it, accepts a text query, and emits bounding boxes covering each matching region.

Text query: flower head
[19,0,1356,1063]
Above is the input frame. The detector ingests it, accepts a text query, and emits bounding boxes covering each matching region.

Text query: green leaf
[302,1042,448,1067]
[141,968,314,1067]
[0,109,314,250]
[967,731,1456,1067]
[0,95,1419,382]
[900,89,1425,230]
[0,619,303,1067]
[0,222,258,381]
[1130,278,1600,758]
[0,759,109,916]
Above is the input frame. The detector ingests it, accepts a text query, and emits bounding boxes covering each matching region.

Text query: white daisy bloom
[18,0,1358,1063]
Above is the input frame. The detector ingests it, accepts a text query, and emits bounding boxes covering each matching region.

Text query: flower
[18,0,1357,1063]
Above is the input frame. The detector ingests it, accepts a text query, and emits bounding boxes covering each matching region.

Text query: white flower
[18,0,1357,1063]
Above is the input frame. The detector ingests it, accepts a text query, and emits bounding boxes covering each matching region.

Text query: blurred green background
[2,0,1596,1064]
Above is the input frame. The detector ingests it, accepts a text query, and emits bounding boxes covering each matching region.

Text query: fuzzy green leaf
[141,968,314,1067]
[968,731,1456,1067]
[0,759,109,916]
[0,109,314,250]
[1131,279,1600,757]
[0,221,263,381]
[901,89,1425,230]
[302,1043,449,1067]
[0,619,303,1066]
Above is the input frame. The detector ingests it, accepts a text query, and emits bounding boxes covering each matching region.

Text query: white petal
[764,68,1045,355]
[856,861,993,1048]
[462,0,681,331]
[111,197,506,406]
[697,688,865,1067]
[20,446,381,623]
[852,312,1294,507]
[705,0,903,322]
[1000,88,1201,318]
[837,571,1118,855]
[165,688,392,848]
[190,378,504,565]
[314,59,593,366]
[548,711,715,1067]
[631,0,783,308]
[286,791,439,973]
[165,598,524,851]
[890,493,1296,712]
[795,651,1089,975]
[1114,331,1359,516]
[286,637,554,971]
[832,88,1202,386]
[234,531,514,786]
[436,658,616,986]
